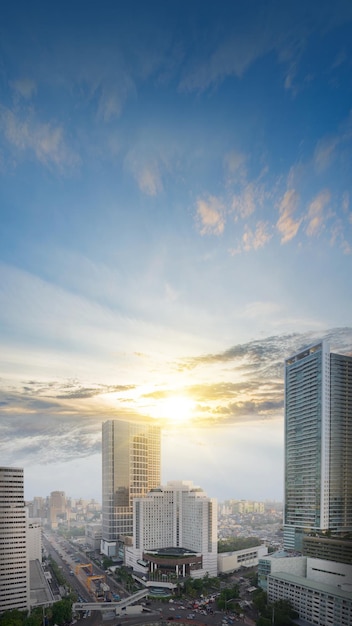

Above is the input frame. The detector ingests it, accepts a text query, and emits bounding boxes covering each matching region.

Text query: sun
[150,395,195,424]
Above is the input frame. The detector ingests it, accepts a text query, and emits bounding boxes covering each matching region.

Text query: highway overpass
[72,588,149,614]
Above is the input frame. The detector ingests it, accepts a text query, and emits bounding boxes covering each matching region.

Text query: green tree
[51,600,72,626]
[252,589,267,614]
[0,610,26,626]
[25,608,44,626]
[102,556,114,570]
[256,618,271,626]
[217,586,239,611]
[218,537,262,553]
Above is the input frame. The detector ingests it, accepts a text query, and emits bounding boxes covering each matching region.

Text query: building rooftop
[269,571,352,600]
[30,559,56,607]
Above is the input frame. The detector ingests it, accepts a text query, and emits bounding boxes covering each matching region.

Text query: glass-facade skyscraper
[284,341,352,551]
[101,419,161,557]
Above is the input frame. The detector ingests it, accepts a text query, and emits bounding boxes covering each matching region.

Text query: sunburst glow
[150,395,195,423]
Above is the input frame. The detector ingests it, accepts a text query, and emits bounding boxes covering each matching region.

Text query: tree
[0,610,26,626]
[256,618,271,626]
[218,537,262,553]
[217,586,239,611]
[51,600,72,626]
[252,589,267,614]
[102,556,114,570]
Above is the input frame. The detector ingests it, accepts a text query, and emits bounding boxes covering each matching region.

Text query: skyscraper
[49,490,66,528]
[0,467,29,613]
[101,419,161,557]
[284,340,352,551]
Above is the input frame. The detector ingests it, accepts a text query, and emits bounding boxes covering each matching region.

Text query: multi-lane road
[42,533,254,626]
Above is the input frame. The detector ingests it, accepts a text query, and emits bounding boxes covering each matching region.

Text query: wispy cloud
[305,189,331,236]
[314,136,340,172]
[0,105,80,171]
[195,195,225,235]
[224,150,247,186]
[277,188,302,243]
[231,183,258,221]
[242,221,271,251]
[1,328,351,469]
[125,149,164,196]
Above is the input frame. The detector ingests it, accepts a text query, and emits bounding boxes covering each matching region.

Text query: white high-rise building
[126,480,218,578]
[101,419,161,557]
[284,340,352,551]
[0,467,30,613]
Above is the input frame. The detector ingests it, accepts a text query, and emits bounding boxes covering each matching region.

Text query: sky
[1,0,352,504]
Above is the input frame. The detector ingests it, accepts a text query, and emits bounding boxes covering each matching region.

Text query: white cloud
[306,189,331,237]
[277,188,302,243]
[125,148,164,196]
[97,75,136,122]
[231,183,258,221]
[0,106,79,171]
[314,136,339,172]
[223,150,247,185]
[178,9,285,94]
[242,221,271,251]
[195,195,225,236]
[342,191,350,213]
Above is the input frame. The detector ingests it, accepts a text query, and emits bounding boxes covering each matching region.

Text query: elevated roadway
[73,588,149,613]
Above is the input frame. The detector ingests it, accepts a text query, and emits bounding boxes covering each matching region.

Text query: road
[43,533,255,626]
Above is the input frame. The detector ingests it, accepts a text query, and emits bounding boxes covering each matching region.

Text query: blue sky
[1,0,352,503]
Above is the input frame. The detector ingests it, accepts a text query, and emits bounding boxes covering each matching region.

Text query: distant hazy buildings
[284,340,352,551]
[221,500,265,515]
[125,480,217,578]
[0,467,29,613]
[85,523,102,551]
[101,419,161,557]
[49,491,67,528]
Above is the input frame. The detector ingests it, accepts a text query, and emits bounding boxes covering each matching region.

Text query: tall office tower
[284,341,352,551]
[0,467,29,613]
[126,480,218,578]
[101,419,161,557]
[49,490,66,528]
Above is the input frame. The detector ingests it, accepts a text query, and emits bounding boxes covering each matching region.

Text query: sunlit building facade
[284,340,352,550]
[101,419,161,557]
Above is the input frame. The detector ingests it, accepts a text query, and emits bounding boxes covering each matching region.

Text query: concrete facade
[125,480,217,578]
[267,571,352,626]
[218,544,268,574]
[0,467,30,613]
[27,519,42,562]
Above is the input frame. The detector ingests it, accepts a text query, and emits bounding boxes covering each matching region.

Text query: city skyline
[1,2,352,503]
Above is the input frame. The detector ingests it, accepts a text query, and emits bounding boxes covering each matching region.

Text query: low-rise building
[218,544,268,574]
[268,571,352,626]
